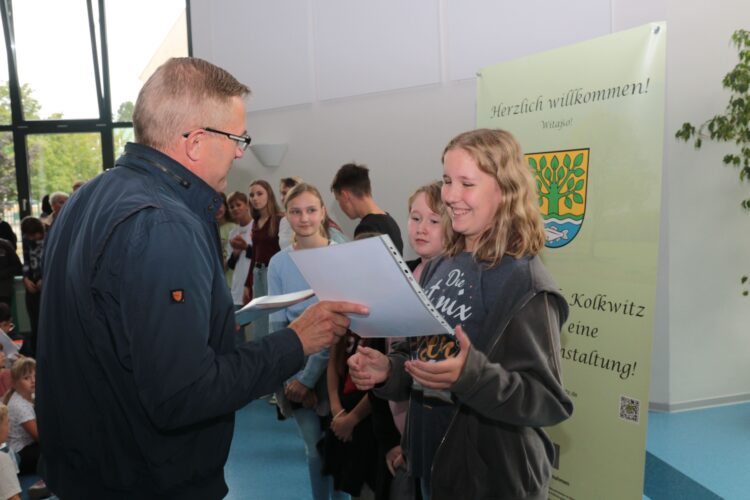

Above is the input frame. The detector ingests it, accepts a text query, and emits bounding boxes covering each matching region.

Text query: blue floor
[225,400,311,500]
[644,402,750,500]
[228,400,750,500]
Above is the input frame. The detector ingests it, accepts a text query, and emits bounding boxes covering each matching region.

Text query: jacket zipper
[428,293,535,486]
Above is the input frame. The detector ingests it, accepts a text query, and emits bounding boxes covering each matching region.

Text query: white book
[289,234,452,338]
[235,289,315,326]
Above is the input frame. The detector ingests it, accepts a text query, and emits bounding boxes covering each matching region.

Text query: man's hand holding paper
[289,300,369,355]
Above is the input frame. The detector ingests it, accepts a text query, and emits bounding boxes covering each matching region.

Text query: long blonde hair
[442,129,544,266]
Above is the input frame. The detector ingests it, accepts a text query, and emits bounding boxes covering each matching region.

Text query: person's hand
[23,277,38,293]
[289,301,368,356]
[301,390,318,409]
[331,411,357,442]
[242,286,251,305]
[284,379,311,404]
[385,445,405,476]
[348,346,390,390]
[405,325,470,389]
[230,234,248,251]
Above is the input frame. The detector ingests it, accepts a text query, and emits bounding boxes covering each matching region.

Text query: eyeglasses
[182,127,252,151]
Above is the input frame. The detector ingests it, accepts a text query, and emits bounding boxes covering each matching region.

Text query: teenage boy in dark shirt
[331,163,403,254]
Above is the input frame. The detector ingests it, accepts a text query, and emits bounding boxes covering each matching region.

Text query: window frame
[0,0,193,217]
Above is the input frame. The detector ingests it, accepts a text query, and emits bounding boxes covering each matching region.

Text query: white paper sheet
[0,330,19,367]
[235,289,315,326]
[289,235,452,338]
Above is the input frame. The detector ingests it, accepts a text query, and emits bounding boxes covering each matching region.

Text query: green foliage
[116,101,134,122]
[0,83,41,210]
[0,82,111,214]
[27,133,102,198]
[676,29,750,210]
[676,30,750,296]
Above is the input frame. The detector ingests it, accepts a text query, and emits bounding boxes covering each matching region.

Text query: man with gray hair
[41,191,69,227]
[37,57,366,499]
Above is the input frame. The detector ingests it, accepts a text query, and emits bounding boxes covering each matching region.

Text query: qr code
[619,395,640,423]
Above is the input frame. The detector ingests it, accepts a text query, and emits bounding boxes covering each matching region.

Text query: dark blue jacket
[37,143,305,499]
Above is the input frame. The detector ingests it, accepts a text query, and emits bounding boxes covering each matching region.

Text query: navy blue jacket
[37,143,305,499]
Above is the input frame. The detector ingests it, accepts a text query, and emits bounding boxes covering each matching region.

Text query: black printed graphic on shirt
[412,257,484,362]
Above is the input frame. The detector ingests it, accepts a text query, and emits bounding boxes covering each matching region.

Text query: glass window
[0,14,9,126]
[91,0,103,86]
[113,126,133,161]
[26,133,102,216]
[13,0,99,120]
[106,0,188,122]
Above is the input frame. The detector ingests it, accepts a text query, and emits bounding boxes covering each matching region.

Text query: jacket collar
[118,142,222,223]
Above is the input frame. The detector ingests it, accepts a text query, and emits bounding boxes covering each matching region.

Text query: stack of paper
[290,235,452,338]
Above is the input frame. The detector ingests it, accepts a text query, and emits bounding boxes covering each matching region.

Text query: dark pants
[21,291,40,357]
[18,441,40,475]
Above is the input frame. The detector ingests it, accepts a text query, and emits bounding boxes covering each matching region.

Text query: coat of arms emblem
[527,149,589,248]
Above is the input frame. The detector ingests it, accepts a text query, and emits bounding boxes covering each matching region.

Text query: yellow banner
[477,23,666,499]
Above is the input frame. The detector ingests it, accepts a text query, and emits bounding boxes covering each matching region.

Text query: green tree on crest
[529,152,585,217]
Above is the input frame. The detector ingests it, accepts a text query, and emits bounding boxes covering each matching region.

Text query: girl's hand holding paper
[348,346,390,390]
[405,325,470,390]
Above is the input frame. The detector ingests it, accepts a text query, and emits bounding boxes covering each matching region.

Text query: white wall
[229,82,476,239]
[664,0,750,409]
[190,0,750,410]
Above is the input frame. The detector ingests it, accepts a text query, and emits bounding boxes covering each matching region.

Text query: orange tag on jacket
[170,289,184,303]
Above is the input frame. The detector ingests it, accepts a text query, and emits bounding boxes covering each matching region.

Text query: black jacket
[377,254,573,500]
[0,237,21,298]
[37,143,305,499]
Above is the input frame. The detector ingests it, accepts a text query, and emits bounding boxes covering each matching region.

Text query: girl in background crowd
[277,176,347,248]
[278,176,304,249]
[381,181,447,500]
[226,192,253,345]
[4,357,38,475]
[405,181,446,280]
[323,287,386,498]
[0,403,20,500]
[348,129,573,500]
[320,231,395,500]
[279,176,304,204]
[244,180,282,341]
[268,183,348,500]
[216,192,236,288]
